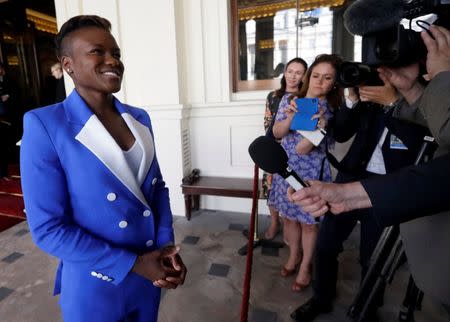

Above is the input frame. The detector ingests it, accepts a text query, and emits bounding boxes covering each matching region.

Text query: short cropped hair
[55,15,112,57]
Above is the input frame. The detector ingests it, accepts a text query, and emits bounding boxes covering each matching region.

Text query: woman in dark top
[263,57,307,240]
[50,62,67,103]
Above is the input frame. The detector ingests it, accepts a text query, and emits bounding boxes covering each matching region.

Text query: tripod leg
[351,138,433,322]
[357,237,403,322]
[398,276,423,322]
[238,239,262,256]
[357,278,386,322]
[416,291,424,311]
[402,276,416,308]
[348,226,400,319]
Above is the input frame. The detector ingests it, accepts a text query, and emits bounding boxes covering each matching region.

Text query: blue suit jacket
[20,90,174,296]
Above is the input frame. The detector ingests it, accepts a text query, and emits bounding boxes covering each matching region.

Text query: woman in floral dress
[269,54,344,291]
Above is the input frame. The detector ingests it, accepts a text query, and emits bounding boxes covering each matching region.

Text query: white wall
[176,0,269,214]
[54,0,270,217]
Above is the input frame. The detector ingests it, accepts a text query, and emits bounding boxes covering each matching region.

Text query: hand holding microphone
[249,136,308,191]
[248,136,319,221]
[286,181,371,217]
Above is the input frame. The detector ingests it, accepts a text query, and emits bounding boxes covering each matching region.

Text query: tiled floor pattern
[0,210,449,322]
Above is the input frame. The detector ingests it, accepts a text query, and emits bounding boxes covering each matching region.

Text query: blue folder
[290,98,319,131]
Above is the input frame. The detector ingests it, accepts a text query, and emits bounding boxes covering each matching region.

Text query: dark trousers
[313,207,384,306]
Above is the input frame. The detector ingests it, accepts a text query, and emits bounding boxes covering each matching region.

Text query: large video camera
[337,0,450,87]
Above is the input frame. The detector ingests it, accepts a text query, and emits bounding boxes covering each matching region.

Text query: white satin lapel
[122,113,154,186]
[75,114,149,208]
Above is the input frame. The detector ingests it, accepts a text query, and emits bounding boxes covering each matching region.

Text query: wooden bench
[181,176,263,220]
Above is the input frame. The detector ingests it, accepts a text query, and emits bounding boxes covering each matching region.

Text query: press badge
[390,134,408,150]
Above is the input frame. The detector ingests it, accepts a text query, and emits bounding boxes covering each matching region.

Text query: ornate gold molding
[7,55,19,66]
[238,0,346,21]
[25,8,57,34]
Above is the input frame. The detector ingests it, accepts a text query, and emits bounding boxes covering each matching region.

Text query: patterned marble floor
[0,210,449,322]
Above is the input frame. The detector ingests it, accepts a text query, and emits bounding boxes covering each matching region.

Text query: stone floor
[0,210,449,322]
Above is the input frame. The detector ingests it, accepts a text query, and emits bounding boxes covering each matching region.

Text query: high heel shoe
[281,252,303,277]
[292,265,312,292]
[264,224,281,240]
[291,280,310,292]
[280,265,297,277]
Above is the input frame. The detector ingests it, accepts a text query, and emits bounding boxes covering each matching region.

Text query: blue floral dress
[268,93,334,224]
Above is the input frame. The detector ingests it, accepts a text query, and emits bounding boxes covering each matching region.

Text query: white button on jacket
[107,193,116,201]
[152,178,157,185]
[119,221,128,228]
[146,240,154,247]
[143,210,151,217]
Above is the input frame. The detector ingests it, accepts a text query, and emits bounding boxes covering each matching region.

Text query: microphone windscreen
[248,136,288,174]
[344,0,405,36]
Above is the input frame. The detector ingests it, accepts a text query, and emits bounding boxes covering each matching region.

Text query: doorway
[0,0,58,122]
[0,0,58,232]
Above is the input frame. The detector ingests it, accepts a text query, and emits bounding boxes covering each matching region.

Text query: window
[231,0,348,92]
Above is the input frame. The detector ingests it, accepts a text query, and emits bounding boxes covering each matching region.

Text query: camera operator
[289,67,430,321]
[380,26,450,154]
[289,25,450,310]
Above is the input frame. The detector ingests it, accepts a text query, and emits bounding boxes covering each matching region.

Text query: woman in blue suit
[20,15,186,322]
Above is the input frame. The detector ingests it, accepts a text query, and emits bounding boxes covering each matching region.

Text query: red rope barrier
[240,164,259,322]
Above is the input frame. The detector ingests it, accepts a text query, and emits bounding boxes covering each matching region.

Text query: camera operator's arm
[328,81,397,142]
[392,99,427,126]
[377,64,427,126]
[287,181,371,217]
[422,26,450,80]
[358,74,398,106]
[412,26,450,150]
[289,152,450,224]
[413,72,450,149]
[360,152,450,227]
[327,88,361,142]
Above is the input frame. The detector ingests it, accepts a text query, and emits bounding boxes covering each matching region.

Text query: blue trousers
[60,269,160,322]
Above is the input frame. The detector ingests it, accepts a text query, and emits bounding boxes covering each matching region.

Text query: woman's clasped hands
[132,245,187,289]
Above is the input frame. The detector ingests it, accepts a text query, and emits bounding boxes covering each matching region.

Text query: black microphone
[249,136,321,222]
[248,136,308,193]
[343,0,405,36]
[249,136,328,222]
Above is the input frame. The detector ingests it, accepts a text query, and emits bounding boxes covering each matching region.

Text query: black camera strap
[324,137,363,177]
